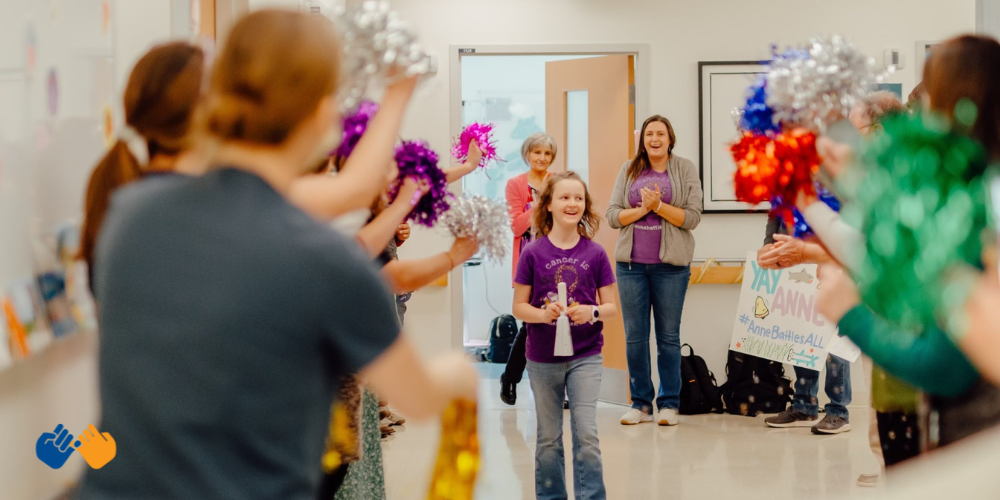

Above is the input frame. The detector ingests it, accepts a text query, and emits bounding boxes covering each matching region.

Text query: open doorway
[451,45,649,404]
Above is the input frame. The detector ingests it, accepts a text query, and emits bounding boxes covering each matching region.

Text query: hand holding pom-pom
[845,111,990,332]
[439,195,511,263]
[452,123,500,170]
[392,140,450,227]
[466,140,483,169]
[334,2,432,111]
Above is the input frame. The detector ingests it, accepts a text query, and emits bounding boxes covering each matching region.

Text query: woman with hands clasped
[606,115,703,427]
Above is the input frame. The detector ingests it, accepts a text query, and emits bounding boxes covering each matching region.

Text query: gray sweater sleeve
[677,159,703,230]
[606,162,629,230]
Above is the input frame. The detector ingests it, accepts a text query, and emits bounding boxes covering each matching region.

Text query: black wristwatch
[591,306,600,323]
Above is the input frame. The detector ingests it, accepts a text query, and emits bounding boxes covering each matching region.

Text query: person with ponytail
[76,10,477,500]
[79,41,206,290]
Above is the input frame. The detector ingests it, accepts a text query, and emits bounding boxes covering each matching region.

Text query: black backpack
[718,350,793,416]
[678,344,724,415]
[488,315,519,363]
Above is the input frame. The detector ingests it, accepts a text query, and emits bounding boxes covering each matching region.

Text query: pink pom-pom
[451,122,501,169]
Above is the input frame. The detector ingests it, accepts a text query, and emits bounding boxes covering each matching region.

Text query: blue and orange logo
[36,424,116,470]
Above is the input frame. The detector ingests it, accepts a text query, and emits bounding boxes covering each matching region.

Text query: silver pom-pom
[333,1,433,111]
[766,34,885,132]
[438,195,510,263]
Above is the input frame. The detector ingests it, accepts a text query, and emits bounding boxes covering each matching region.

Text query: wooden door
[545,55,635,404]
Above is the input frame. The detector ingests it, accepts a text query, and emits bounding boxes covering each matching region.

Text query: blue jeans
[616,262,690,413]
[792,354,852,418]
[526,355,606,500]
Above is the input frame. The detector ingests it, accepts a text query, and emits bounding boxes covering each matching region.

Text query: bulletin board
[0,0,112,367]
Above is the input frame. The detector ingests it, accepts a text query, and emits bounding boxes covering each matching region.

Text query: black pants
[502,324,527,384]
[876,412,920,467]
[316,464,349,500]
[933,378,1000,448]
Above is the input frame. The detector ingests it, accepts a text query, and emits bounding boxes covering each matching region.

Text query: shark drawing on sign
[789,269,814,284]
[754,296,770,319]
[793,349,820,368]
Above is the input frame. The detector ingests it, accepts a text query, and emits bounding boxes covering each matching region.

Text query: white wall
[114,0,172,89]
[392,0,977,394]
[0,2,173,499]
[980,0,1000,38]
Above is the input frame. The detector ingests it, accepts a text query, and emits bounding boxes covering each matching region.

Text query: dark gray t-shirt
[77,168,400,500]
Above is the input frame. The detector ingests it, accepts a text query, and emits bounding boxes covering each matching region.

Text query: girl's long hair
[79,42,205,270]
[627,115,676,182]
[532,171,600,239]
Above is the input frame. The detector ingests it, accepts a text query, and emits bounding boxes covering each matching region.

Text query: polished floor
[383,363,884,499]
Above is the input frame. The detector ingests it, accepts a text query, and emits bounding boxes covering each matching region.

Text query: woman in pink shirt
[500,132,556,405]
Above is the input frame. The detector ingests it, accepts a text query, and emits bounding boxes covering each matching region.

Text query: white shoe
[656,408,679,426]
[620,408,653,425]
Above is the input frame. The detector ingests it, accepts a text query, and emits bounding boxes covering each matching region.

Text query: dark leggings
[502,324,527,384]
[933,379,1000,448]
[876,412,920,467]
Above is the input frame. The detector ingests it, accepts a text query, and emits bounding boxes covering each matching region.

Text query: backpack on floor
[678,344,724,415]
[718,350,793,417]
[488,314,519,363]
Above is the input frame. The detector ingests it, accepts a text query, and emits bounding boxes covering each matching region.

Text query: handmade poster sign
[729,251,838,371]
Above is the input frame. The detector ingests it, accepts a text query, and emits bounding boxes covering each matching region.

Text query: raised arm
[289,77,417,221]
[381,237,479,293]
[443,140,483,184]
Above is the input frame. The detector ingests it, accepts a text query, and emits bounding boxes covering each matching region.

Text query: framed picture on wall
[915,41,940,81]
[698,60,770,213]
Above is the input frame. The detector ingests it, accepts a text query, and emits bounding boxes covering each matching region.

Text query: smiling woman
[606,114,704,426]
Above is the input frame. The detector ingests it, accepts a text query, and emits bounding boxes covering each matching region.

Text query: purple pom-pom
[392,140,451,227]
[451,122,500,169]
[334,100,379,159]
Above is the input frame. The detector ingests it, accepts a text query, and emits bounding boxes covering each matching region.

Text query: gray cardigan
[605,155,703,265]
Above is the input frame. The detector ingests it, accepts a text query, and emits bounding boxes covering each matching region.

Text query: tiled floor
[383,363,884,499]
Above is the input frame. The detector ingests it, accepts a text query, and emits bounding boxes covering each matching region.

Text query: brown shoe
[380,425,395,439]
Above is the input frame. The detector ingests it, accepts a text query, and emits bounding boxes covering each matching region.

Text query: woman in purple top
[513,171,617,500]
[606,115,703,427]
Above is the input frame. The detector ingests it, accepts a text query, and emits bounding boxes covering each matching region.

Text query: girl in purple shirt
[512,171,617,500]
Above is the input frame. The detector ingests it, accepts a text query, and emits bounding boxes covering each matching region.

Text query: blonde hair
[533,171,600,239]
[202,9,340,145]
[520,133,558,164]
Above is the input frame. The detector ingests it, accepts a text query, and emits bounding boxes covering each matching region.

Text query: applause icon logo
[36,424,116,470]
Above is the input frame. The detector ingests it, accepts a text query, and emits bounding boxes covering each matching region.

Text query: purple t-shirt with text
[628,169,672,264]
[514,236,617,363]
